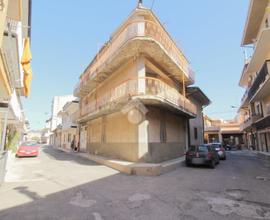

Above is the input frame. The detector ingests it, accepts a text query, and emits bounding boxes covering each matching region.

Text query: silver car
[210,143,226,160]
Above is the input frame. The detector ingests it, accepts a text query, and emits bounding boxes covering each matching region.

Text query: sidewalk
[256,151,270,161]
[246,149,270,161]
[52,146,185,176]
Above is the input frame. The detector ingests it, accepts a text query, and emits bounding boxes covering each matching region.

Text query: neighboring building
[40,118,51,144]
[238,0,270,152]
[50,95,75,132]
[187,87,211,146]
[0,0,32,183]
[25,130,42,142]
[56,100,79,150]
[204,115,244,147]
[73,4,209,163]
[47,95,75,145]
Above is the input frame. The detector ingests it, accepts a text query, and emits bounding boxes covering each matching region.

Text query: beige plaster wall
[189,97,204,146]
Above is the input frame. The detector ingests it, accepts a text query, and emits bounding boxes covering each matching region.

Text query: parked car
[210,143,226,160]
[185,144,219,168]
[16,142,39,157]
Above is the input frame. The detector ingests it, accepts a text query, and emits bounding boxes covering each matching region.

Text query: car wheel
[223,156,226,160]
[186,161,191,167]
[210,160,215,169]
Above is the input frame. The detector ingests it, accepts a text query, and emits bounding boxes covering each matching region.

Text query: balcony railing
[5,18,19,33]
[81,77,197,118]
[248,60,270,100]
[78,19,194,93]
[240,114,263,130]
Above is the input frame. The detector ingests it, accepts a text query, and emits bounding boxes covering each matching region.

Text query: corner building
[74,5,209,162]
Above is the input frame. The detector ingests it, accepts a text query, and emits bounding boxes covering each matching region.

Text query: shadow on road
[42,145,100,166]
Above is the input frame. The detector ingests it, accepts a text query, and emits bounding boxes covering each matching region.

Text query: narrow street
[0,146,270,220]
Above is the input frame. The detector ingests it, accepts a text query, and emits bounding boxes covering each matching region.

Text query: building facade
[204,115,244,147]
[57,100,79,150]
[74,5,209,163]
[239,0,270,152]
[0,0,32,183]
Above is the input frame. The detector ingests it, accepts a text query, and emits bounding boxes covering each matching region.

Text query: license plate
[26,152,31,154]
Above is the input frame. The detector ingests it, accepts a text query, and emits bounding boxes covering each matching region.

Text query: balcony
[240,114,263,131]
[2,18,22,90]
[248,60,270,101]
[241,27,270,85]
[240,88,250,107]
[78,77,197,122]
[74,19,195,97]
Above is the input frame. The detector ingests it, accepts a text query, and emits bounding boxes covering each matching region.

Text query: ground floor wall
[82,105,188,163]
[61,129,77,150]
[256,129,270,152]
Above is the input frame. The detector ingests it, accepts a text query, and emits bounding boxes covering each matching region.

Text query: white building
[50,95,75,132]
[57,100,79,150]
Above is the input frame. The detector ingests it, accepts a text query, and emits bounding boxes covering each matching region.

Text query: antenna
[137,0,143,8]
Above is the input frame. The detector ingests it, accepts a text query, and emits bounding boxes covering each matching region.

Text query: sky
[22,0,250,130]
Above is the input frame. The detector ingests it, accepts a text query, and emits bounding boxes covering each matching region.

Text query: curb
[53,146,185,176]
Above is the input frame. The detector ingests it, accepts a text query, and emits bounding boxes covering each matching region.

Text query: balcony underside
[78,96,196,123]
[240,28,270,86]
[250,73,270,102]
[254,115,270,130]
[76,37,192,97]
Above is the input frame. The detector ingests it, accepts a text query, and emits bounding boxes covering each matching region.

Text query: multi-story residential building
[239,0,270,152]
[204,115,244,147]
[0,0,32,184]
[74,3,209,163]
[56,100,79,150]
[49,95,75,132]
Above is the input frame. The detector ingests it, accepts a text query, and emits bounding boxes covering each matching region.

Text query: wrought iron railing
[81,77,197,117]
[75,19,195,95]
[248,60,270,99]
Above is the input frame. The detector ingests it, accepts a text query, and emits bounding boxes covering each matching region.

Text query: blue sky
[23,0,249,129]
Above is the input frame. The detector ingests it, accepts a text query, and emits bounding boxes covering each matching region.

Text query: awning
[21,38,32,97]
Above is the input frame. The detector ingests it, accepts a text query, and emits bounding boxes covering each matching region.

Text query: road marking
[69,192,96,208]
[128,193,151,202]
[93,212,104,220]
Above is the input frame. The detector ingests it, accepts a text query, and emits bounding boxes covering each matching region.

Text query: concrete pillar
[138,119,149,160]
[218,131,222,144]
[0,105,9,153]
[137,57,146,95]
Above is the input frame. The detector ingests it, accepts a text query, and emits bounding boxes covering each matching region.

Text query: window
[68,134,71,142]
[194,127,198,140]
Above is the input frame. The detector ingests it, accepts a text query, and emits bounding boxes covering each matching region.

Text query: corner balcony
[240,114,263,131]
[74,19,195,97]
[78,77,197,123]
[240,27,270,86]
[248,60,270,102]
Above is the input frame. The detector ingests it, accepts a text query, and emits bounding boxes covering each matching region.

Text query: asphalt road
[0,146,270,220]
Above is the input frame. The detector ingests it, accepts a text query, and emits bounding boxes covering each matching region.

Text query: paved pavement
[0,146,270,220]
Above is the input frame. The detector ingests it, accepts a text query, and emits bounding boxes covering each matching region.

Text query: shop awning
[21,38,32,97]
